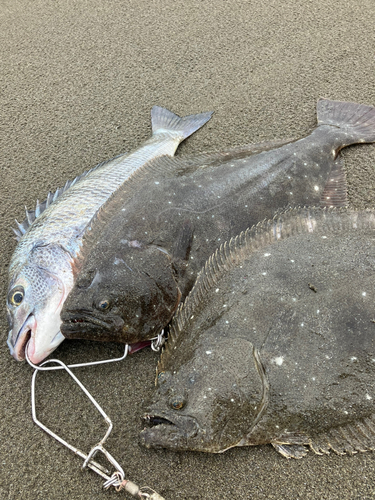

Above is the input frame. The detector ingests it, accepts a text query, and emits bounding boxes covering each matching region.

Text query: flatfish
[61,99,375,350]
[141,207,375,457]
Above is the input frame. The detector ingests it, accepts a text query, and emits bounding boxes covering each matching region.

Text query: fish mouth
[7,313,35,361]
[140,411,199,450]
[60,310,123,338]
[143,414,176,427]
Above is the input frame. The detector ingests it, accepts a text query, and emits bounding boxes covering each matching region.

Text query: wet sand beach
[1,1,375,498]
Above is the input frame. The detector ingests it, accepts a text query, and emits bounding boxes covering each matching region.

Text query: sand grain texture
[1,1,375,498]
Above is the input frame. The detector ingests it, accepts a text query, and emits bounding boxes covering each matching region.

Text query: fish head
[60,244,181,344]
[7,244,73,363]
[140,335,266,452]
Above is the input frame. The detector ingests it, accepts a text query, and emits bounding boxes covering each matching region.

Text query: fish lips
[140,411,199,450]
[7,311,36,361]
[60,310,124,341]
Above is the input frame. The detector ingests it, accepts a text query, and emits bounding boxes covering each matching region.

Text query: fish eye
[9,288,24,307]
[170,396,186,410]
[97,299,110,310]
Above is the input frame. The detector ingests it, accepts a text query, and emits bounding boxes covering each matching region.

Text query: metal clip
[26,345,165,499]
[26,343,129,371]
[151,329,166,352]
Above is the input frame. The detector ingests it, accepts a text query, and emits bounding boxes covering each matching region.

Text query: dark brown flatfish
[141,207,375,457]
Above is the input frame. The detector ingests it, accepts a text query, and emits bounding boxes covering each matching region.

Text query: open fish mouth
[143,414,176,428]
[7,313,35,361]
[140,411,199,450]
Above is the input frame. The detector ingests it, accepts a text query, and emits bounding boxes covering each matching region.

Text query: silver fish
[6,106,212,363]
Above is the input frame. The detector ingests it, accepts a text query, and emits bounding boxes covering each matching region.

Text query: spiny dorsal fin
[158,206,375,372]
[11,153,126,240]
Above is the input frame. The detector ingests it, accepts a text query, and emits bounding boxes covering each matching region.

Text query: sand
[1,0,375,498]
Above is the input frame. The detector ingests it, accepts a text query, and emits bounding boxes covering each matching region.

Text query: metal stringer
[27,347,165,500]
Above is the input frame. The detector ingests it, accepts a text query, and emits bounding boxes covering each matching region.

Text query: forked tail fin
[151,106,213,140]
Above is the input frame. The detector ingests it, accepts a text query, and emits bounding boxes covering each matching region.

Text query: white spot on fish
[154,181,159,184]
[322,236,327,239]
[362,292,367,296]
[262,272,267,276]
[168,201,172,204]
[245,205,248,208]
[300,323,304,327]
[215,288,219,293]
[225,321,229,324]
[206,351,212,355]
[88,271,101,288]
[230,399,235,402]
[344,410,348,415]
[317,310,320,314]
[292,298,296,302]
[366,394,372,400]
[314,185,319,191]
[312,377,316,381]
[264,253,271,257]
[272,356,284,366]
[290,259,295,263]
[351,357,358,362]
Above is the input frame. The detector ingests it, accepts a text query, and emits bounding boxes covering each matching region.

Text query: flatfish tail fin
[317,98,375,144]
[151,106,213,140]
[320,158,348,208]
[309,414,375,456]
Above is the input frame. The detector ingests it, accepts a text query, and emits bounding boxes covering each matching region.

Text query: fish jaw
[7,249,74,363]
[140,412,199,451]
[7,282,66,363]
[7,311,36,361]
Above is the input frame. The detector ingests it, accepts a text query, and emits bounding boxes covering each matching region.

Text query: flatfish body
[61,99,375,347]
[140,207,375,457]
